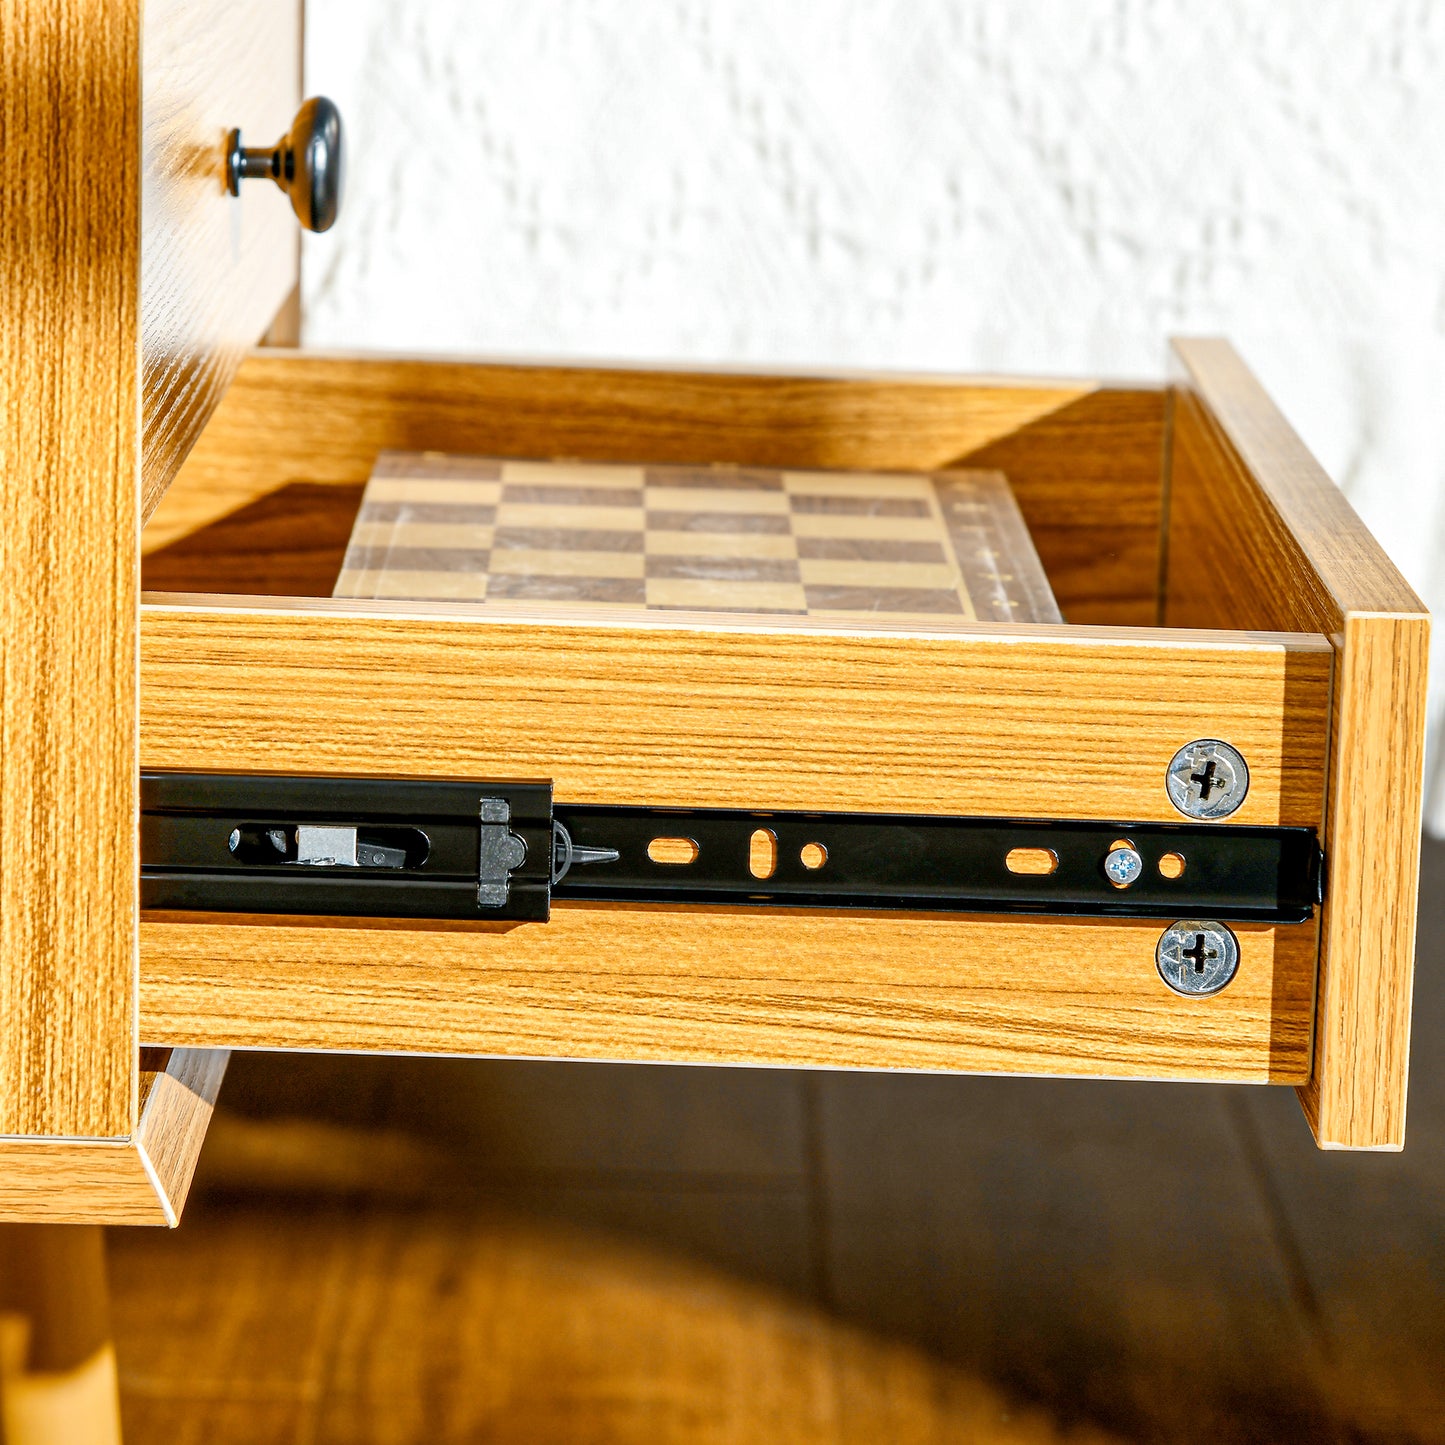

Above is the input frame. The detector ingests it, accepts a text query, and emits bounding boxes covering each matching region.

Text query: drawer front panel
[142,0,300,518]
[1168,340,1429,1149]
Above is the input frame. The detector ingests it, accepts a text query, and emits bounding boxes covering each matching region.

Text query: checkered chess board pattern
[334,453,1061,625]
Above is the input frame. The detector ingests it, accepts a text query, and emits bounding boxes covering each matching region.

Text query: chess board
[334,453,1061,625]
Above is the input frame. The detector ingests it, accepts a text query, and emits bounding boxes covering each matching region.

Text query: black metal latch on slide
[140,772,1323,925]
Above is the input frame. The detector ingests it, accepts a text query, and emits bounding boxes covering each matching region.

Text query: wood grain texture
[959,386,1165,626]
[1166,338,1429,1150]
[818,1078,1345,1444]
[1233,836,1445,1435]
[139,596,1332,825]
[135,1046,231,1217]
[110,1186,1128,1445]
[136,485,1323,1085]
[141,0,300,520]
[0,1049,229,1227]
[140,907,1316,1083]
[143,352,1166,623]
[1301,615,1428,1150]
[0,0,140,1139]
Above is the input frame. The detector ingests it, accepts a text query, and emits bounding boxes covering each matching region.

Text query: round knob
[226,97,344,233]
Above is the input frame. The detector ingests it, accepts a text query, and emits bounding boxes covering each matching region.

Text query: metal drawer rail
[140,772,1322,925]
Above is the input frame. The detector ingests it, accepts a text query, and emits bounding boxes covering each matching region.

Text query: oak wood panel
[139,596,1331,825]
[0,0,140,1139]
[140,908,1316,1083]
[144,352,1167,623]
[1169,343,1423,621]
[1301,615,1428,1150]
[959,387,1165,625]
[0,1049,229,1227]
[135,1046,231,1217]
[140,0,300,519]
[1166,338,1429,1150]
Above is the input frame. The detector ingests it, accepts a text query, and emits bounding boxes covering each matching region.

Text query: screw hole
[1109,838,1134,852]
[800,842,827,870]
[648,836,699,865]
[1006,847,1058,876]
[1159,851,1186,880]
[749,828,778,879]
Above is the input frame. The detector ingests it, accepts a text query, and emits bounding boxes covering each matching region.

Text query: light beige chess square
[644,530,798,560]
[501,461,646,489]
[644,486,791,515]
[365,478,503,505]
[488,550,645,579]
[782,470,933,499]
[494,504,646,531]
[645,578,808,612]
[343,569,491,601]
[789,514,946,542]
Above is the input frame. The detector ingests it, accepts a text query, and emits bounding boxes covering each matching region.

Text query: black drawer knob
[226,96,344,233]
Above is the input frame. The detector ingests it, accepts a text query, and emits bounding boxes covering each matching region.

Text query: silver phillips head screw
[1156,920,1240,997]
[1104,845,1143,888]
[1167,739,1249,820]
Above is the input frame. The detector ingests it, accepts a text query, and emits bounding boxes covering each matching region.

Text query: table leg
[0,1226,122,1445]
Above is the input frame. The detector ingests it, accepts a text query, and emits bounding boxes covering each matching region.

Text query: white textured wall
[304,1,1445,822]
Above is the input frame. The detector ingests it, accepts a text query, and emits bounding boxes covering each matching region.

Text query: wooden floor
[109,838,1445,1444]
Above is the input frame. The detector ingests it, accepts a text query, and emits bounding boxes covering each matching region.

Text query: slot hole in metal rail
[1005,846,1058,877]
[749,828,778,880]
[648,836,700,865]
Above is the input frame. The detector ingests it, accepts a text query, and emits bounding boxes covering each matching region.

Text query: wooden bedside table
[0,3,1429,1439]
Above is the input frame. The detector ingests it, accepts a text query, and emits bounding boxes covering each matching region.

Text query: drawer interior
[142,352,1168,627]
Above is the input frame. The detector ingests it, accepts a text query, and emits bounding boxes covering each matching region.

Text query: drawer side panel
[138,600,1333,828]
[139,908,1317,1084]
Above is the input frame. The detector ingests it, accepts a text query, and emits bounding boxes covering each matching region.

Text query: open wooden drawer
[0,6,1426,1233]
[125,341,1423,1154]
